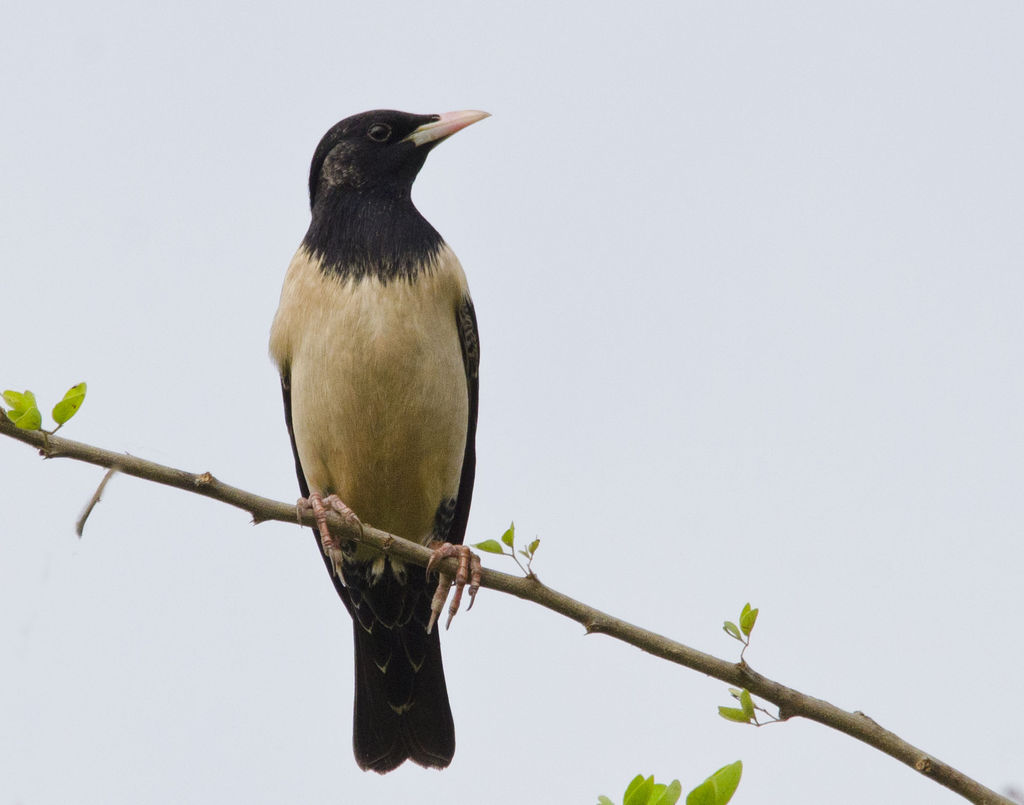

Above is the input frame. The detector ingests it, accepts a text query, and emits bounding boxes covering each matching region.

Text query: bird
[269,109,488,773]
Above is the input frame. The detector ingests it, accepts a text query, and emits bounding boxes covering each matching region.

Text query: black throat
[303,189,444,283]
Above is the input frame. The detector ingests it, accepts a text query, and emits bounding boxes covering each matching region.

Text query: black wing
[449,294,480,547]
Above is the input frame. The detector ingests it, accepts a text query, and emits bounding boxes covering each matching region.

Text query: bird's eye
[367,123,392,142]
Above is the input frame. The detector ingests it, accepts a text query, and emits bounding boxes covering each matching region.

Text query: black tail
[351,614,455,773]
[307,526,456,773]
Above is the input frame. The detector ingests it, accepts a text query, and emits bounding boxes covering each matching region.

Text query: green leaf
[727,687,743,700]
[472,539,505,554]
[500,521,515,547]
[3,389,36,413]
[718,706,751,724]
[2,389,42,430]
[686,762,743,805]
[693,761,742,805]
[739,604,759,636]
[52,381,87,425]
[624,775,654,805]
[526,537,540,556]
[3,390,27,407]
[655,778,679,802]
[722,621,742,640]
[685,780,715,805]
[597,797,615,805]
[652,780,682,805]
[739,689,754,719]
[11,407,41,430]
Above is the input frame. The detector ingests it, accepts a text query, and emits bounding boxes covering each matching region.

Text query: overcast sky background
[2,3,1022,804]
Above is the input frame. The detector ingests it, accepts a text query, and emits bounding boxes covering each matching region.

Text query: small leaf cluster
[473,521,540,577]
[1,383,86,433]
[718,602,779,726]
[598,762,742,805]
[722,602,758,660]
[718,689,756,725]
[718,686,779,727]
[598,774,680,805]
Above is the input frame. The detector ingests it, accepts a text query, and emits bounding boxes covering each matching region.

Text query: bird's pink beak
[403,110,490,147]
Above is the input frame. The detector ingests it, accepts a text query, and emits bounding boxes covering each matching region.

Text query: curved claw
[303,493,362,577]
[426,541,482,633]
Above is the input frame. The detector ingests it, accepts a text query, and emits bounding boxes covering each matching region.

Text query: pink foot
[426,541,482,633]
[298,493,363,577]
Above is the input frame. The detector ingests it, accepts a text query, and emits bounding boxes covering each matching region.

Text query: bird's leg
[298,493,363,578]
[425,542,482,633]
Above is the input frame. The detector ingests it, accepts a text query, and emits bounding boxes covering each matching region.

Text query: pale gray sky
[2,3,1022,803]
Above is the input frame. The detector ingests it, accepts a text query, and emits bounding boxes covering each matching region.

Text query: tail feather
[314,535,455,772]
[352,621,455,773]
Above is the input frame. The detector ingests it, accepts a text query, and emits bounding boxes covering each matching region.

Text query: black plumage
[270,109,487,773]
[304,112,446,283]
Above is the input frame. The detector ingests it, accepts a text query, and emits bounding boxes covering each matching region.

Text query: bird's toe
[303,492,363,577]
[426,541,480,631]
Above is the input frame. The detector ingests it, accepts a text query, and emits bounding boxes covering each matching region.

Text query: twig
[0,417,1013,805]
[76,466,117,536]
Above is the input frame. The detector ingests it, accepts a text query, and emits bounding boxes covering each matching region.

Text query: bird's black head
[308,109,489,208]
[302,108,488,282]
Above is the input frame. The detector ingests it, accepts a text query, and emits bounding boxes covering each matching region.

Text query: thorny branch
[0,417,1014,805]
